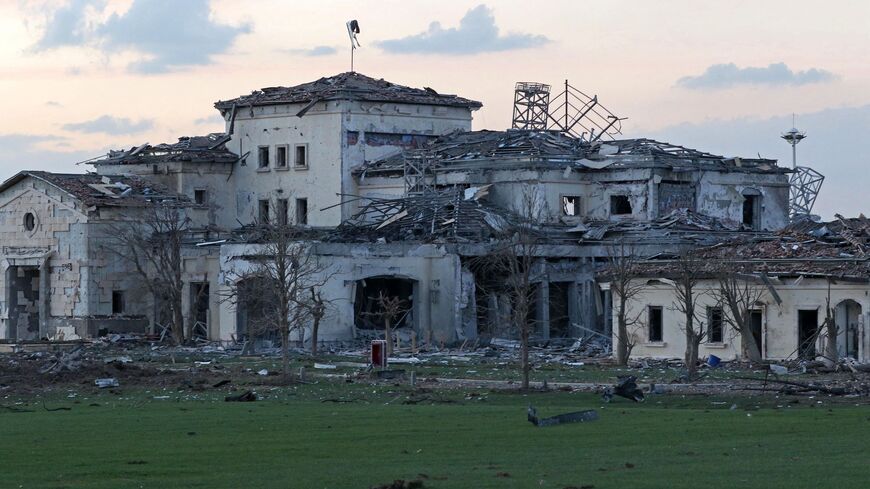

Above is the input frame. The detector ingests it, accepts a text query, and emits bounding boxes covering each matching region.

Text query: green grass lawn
[2,384,869,489]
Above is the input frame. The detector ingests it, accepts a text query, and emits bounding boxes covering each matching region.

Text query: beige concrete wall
[0,179,88,338]
[612,278,870,362]
[215,242,464,345]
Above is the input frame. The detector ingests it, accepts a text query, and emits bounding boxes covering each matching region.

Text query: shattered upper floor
[214,72,483,112]
[93,133,238,166]
[357,130,787,176]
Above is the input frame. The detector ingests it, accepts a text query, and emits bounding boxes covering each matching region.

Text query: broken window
[276,145,288,168]
[295,144,308,168]
[707,307,723,343]
[23,212,35,231]
[610,195,632,215]
[648,306,663,342]
[354,277,415,330]
[258,200,269,224]
[258,146,270,168]
[295,198,308,225]
[561,196,581,216]
[194,189,207,205]
[277,198,289,226]
[112,290,125,315]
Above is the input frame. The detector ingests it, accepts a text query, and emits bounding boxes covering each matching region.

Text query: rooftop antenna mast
[346,20,361,72]
[782,115,824,219]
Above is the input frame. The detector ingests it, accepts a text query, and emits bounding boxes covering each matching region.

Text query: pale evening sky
[2,0,869,218]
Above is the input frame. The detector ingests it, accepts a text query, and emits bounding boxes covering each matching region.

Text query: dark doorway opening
[798,309,819,360]
[190,282,210,339]
[7,266,40,340]
[548,282,571,338]
[749,309,763,357]
[354,277,415,330]
[742,191,761,230]
[835,300,862,359]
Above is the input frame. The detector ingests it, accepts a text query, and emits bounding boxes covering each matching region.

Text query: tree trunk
[615,297,629,366]
[521,321,530,390]
[310,316,320,357]
[172,303,185,346]
[384,317,392,356]
[740,323,762,362]
[281,328,290,384]
[685,329,698,379]
[824,317,838,366]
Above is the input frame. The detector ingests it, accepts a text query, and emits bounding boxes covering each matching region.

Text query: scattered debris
[602,376,645,402]
[94,378,120,389]
[527,405,599,426]
[224,390,257,402]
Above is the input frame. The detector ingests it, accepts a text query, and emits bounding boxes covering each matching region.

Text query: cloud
[0,133,97,179]
[32,0,251,74]
[45,101,63,107]
[284,46,337,57]
[61,115,153,135]
[32,0,102,51]
[376,4,549,55]
[677,62,838,89]
[194,114,225,125]
[640,105,870,219]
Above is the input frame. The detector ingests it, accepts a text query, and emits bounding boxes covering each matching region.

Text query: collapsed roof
[358,130,785,176]
[214,72,483,111]
[328,186,528,244]
[625,215,870,280]
[94,133,238,166]
[0,171,186,208]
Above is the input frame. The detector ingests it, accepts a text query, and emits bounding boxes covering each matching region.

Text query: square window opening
[561,195,581,216]
[194,189,207,205]
[610,195,632,215]
[294,144,308,168]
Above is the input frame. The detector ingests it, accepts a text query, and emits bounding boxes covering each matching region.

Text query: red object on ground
[371,340,387,368]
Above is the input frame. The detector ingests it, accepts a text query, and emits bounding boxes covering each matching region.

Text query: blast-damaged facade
[0,171,196,340]
[603,217,870,363]
[3,71,811,353]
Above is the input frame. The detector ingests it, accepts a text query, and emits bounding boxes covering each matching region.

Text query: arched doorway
[835,299,862,359]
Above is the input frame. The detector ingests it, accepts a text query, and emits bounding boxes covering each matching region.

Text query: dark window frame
[610,195,633,215]
[258,146,270,169]
[294,144,308,168]
[707,306,724,343]
[295,198,308,225]
[648,306,663,342]
[276,145,289,168]
[561,195,581,216]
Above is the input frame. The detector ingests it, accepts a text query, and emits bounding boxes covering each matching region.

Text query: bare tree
[308,287,327,357]
[711,262,766,362]
[363,291,407,356]
[670,251,706,379]
[103,202,190,345]
[606,240,645,366]
[821,279,838,366]
[223,213,330,382]
[468,187,542,389]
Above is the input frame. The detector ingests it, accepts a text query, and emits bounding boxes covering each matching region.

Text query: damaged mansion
[2,72,867,363]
